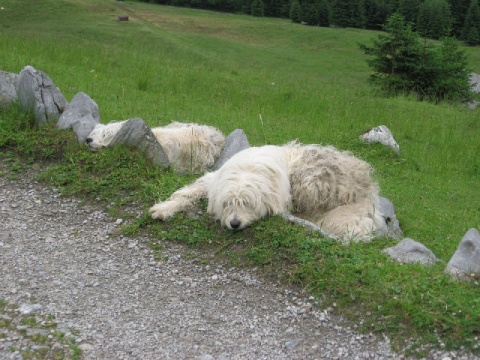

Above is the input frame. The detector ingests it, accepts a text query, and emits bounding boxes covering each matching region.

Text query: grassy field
[1,0,479,356]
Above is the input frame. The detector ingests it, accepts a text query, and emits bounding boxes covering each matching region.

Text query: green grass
[1,0,480,356]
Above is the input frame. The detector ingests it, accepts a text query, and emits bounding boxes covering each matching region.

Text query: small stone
[78,343,95,351]
[18,303,43,314]
[285,338,302,351]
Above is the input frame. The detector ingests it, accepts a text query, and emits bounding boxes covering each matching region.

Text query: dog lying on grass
[86,121,225,173]
[149,141,386,243]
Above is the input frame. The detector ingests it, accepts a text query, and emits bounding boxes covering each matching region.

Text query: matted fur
[149,141,386,243]
[86,121,225,173]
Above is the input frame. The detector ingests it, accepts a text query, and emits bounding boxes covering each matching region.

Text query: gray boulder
[0,71,18,107]
[470,72,480,93]
[382,238,439,266]
[16,65,67,126]
[360,125,400,154]
[212,129,250,170]
[57,92,100,143]
[445,228,480,279]
[376,197,403,239]
[468,73,480,109]
[109,118,169,168]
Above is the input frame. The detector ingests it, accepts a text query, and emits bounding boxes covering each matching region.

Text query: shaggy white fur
[85,121,225,173]
[86,120,128,151]
[149,141,386,243]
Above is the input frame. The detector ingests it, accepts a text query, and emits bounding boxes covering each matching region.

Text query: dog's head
[85,122,125,152]
[85,124,107,151]
[207,168,290,230]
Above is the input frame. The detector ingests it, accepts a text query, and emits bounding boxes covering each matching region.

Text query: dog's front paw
[149,202,175,220]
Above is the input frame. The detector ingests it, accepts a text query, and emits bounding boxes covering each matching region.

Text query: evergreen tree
[290,0,302,23]
[416,0,452,39]
[242,0,252,14]
[359,13,474,102]
[279,0,291,18]
[301,0,320,25]
[448,0,471,38]
[398,0,421,25]
[331,0,366,28]
[263,0,278,17]
[331,0,351,27]
[359,13,421,84]
[434,37,473,101]
[365,0,390,29]
[352,0,367,28]
[462,0,480,45]
[251,0,264,16]
[318,0,331,27]
[264,0,290,18]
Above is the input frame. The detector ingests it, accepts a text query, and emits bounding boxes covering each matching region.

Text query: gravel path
[0,165,477,360]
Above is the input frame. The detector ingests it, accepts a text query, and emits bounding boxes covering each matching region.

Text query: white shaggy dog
[86,121,225,173]
[149,141,386,243]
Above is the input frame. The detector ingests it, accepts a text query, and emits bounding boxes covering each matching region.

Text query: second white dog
[86,121,225,173]
[149,141,386,243]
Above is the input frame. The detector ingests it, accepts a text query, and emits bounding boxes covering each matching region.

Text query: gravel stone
[1,163,479,359]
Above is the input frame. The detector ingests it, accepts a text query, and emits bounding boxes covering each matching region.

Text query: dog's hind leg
[149,173,214,220]
[316,197,385,244]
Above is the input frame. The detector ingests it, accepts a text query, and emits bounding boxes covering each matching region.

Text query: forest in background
[135,0,480,45]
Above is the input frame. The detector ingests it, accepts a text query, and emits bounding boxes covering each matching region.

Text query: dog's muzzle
[229,218,242,230]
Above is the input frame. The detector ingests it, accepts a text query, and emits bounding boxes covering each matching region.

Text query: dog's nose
[230,218,241,229]
[85,138,93,144]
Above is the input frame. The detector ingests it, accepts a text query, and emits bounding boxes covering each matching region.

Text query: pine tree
[462,0,480,45]
[365,0,390,29]
[398,0,421,25]
[434,37,473,101]
[290,0,302,23]
[448,0,471,38]
[251,0,264,16]
[359,13,474,102]
[279,0,291,18]
[301,0,320,25]
[318,0,331,27]
[352,0,367,28]
[331,0,351,27]
[416,0,452,39]
[263,0,279,17]
[331,0,366,28]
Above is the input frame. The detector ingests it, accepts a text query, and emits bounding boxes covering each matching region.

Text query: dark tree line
[137,0,480,45]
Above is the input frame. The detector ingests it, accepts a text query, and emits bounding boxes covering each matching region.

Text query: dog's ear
[258,183,286,216]
[206,188,222,216]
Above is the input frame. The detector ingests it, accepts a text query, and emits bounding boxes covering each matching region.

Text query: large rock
[470,72,480,93]
[382,238,439,266]
[360,125,400,154]
[57,92,100,143]
[445,228,480,279]
[212,129,250,170]
[0,71,18,108]
[16,65,67,127]
[468,73,480,109]
[109,118,169,168]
